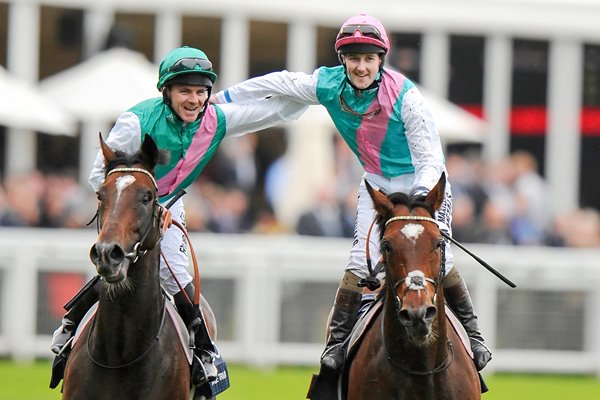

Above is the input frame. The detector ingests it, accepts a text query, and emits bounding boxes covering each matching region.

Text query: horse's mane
[104,147,169,177]
[105,150,149,173]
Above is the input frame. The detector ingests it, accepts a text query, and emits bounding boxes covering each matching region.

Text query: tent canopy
[40,48,160,122]
[0,66,77,135]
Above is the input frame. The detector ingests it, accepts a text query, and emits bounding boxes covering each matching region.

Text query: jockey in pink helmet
[211,14,492,398]
[335,13,390,60]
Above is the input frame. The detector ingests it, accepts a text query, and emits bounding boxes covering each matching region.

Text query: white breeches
[158,198,193,295]
[345,174,454,279]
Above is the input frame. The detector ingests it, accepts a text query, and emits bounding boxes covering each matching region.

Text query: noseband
[383,215,446,312]
[101,167,162,263]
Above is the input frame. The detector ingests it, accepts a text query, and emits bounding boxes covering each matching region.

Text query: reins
[86,303,167,369]
[161,218,201,306]
[87,167,203,369]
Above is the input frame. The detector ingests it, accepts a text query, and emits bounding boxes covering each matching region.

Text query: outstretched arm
[212,70,321,105]
[218,95,310,137]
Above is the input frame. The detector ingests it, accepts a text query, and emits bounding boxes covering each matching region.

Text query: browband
[107,167,158,190]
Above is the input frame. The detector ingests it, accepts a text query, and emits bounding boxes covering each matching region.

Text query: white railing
[0,228,598,376]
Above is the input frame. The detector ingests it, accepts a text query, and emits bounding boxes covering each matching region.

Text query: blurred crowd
[0,142,598,249]
[447,150,600,248]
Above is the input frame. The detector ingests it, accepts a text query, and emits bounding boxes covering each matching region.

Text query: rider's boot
[174,283,218,386]
[443,267,492,371]
[50,276,101,354]
[319,272,363,373]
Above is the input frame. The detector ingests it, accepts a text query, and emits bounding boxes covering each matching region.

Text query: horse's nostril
[92,242,125,264]
[89,245,99,264]
[398,309,412,325]
[109,245,125,262]
[424,306,437,322]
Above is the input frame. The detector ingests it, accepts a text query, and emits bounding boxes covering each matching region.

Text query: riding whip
[441,232,516,288]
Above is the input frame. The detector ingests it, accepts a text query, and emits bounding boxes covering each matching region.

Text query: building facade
[1,0,599,212]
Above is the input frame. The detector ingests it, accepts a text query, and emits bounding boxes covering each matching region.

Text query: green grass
[1,359,599,399]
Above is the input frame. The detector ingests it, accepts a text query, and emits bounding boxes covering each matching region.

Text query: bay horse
[62,134,217,400]
[346,173,480,399]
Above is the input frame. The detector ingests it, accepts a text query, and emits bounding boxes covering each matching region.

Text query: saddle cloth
[346,295,473,359]
[72,300,193,364]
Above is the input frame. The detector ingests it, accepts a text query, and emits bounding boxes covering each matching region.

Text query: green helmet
[156,46,218,90]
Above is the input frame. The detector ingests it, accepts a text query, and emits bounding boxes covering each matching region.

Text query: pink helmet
[335,14,389,55]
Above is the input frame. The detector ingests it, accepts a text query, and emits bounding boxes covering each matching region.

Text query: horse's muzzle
[398,304,437,341]
[90,242,129,282]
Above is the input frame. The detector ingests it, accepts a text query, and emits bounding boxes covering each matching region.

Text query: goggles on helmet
[169,57,213,74]
[337,24,383,42]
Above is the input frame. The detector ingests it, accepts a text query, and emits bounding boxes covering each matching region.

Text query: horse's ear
[424,172,446,212]
[140,134,160,169]
[99,132,116,163]
[141,134,169,168]
[365,181,394,219]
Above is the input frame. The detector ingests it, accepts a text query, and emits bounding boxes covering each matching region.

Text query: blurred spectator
[251,206,291,235]
[264,155,289,212]
[508,151,551,245]
[40,173,94,228]
[446,152,489,216]
[548,208,600,248]
[0,183,26,226]
[205,186,252,234]
[208,135,259,193]
[477,201,513,245]
[451,194,480,243]
[3,172,45,226]
[0,148,596,250]
[295,182,354,238]
[182,181,211,232]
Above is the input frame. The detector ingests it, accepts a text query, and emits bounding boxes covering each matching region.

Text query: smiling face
[342,53,382,89]
[167,84,210,122]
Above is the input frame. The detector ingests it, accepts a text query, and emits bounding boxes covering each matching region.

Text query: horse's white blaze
[401,223,424,244]
[115,175,136,202]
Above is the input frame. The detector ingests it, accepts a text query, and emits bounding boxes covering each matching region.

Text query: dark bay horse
[346,174,480,399]
[62,134,217,400]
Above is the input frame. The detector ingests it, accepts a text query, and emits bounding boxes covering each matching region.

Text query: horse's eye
[142,191,153,205]
[436,238,445,249]
[381,240,393,254]
[96,191,104,203]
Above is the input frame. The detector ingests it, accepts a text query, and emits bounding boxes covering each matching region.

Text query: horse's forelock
[104,150,155,177]
[376,192,435,240]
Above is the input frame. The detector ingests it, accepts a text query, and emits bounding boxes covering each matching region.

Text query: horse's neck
[382,289,448,367]
[94,248,164,345]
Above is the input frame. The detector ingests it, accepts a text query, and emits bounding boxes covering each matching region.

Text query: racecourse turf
[0,360,598,399]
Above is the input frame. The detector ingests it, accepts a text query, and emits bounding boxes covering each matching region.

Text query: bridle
[382,215,446,313]
[99,167,165,263]
[87,166,170,369]
[380,214,453,375]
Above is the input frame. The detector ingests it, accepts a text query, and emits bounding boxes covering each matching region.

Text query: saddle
[347,296,473,360]
[307,294,475,400]
[50,300,231,398]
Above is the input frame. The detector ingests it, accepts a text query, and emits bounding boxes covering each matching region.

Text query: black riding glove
[409,186,430,203]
